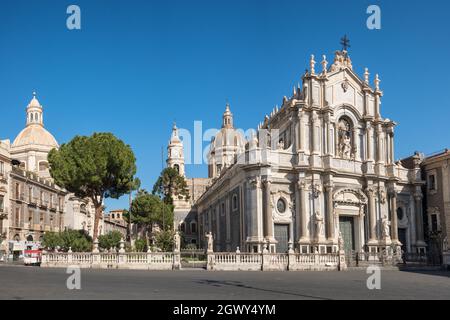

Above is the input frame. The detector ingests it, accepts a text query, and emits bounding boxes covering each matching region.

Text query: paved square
[0,266,448,300]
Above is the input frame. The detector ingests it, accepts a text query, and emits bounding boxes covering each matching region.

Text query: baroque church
[166,48,427,256]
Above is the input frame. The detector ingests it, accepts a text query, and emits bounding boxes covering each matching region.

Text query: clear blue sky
[1,0,449,210]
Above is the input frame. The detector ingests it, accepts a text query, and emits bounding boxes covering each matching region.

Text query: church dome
[12,93,59,149]
[12,124,59,149]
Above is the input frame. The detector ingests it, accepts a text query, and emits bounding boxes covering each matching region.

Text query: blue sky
[1,0,449,210]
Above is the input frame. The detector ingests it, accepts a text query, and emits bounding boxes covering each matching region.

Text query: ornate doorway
[398,228,407,253]
[274,224,289,253]
[339,216,355,253]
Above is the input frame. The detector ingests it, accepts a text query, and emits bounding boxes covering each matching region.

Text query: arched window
[174,164,180,173]
[26,235,33,242]
[30,113,34,122]
[180,222,185,233]
[39,162,49,172]
[397,207,404,221]
[232,194,238,211]
[338,117,353,159]
[190,222,197,234]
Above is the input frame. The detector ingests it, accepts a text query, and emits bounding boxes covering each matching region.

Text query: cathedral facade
[167,49,427,256]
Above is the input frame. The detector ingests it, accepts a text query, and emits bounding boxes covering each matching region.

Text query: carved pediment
[333,188,367,205]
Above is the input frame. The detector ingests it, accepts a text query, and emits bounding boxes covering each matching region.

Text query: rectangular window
[0,161,4,174]
[429,175,436,191]
[0,196,4,211]
[15,183,20,199]
[431,214,438,232]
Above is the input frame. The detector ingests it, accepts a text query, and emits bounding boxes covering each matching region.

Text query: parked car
[23,250,42,266]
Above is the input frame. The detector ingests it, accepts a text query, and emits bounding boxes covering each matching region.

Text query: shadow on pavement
[195,279,332,300]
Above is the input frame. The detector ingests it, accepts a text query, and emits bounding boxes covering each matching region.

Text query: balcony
[50,203,57,212]
[29,197,39,206]
[15,193,26,202]
[40,200,49,209]
[0,207,7,220]
[0,171,7,183]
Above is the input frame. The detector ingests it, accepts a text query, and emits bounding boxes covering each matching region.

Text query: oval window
[277,199,286,213]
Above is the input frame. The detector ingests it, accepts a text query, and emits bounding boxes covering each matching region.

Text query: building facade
[1,93,102,252]
[420,150,450,256]
[169,49,427,256]
[0,140,12,257]
[104,210,128,238]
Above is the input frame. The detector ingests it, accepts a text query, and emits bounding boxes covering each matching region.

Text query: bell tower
[26,92,44,127]
[166,123,185,176]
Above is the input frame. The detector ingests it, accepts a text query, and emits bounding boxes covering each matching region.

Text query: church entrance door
[274,224,289,253]
[339,216,355,254]
[398,228,407,253]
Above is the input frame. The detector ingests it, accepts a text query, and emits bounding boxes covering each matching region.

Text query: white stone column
[225,198,231,250]
[326,114,332,156]
[297,181,308,243]
[325,184,334,241]
[299,111,306,152]
[352,127,358,160]
[389,132,395,164]
[366,122,373,161]
[414,191,425,244]
[390,191,399,243]
[376,125,383,164]
[311,112,320,154]
[262,179,274,242]
[366,187,377,243]
[334,122,339,157]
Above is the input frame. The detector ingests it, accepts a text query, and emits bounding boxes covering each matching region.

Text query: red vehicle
[23,249,42,266]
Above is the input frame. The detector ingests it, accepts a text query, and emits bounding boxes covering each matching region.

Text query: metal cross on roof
[340,35,351,51]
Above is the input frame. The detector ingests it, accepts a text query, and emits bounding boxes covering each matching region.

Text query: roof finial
[32,91,37,98]
[374,74,381,90]
[310,55,316,75]
[364,68,370,84]
[321,55,328,75]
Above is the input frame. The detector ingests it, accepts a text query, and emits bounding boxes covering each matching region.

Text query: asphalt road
[0,265,449,300]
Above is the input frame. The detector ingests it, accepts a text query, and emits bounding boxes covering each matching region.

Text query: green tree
[42,232,63,250]
[134,238,147,252]
[48,133,137,240]
[60,230,92,252]
[155,229,175,252]
[152,167,190,205]
[130,189,174,241]
[42,230,92,252]
[98,231,123,251]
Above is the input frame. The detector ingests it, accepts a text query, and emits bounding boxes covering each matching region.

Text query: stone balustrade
[41,252,177,270]
[42,250,346,271]
[208,251,342,271]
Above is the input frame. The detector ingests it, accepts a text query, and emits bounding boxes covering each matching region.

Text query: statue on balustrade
[382,215,391,240]
[206,232,214,253]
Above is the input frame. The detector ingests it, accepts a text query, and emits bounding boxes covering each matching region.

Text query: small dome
[28,96,41,109]
[12,124,59,149]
